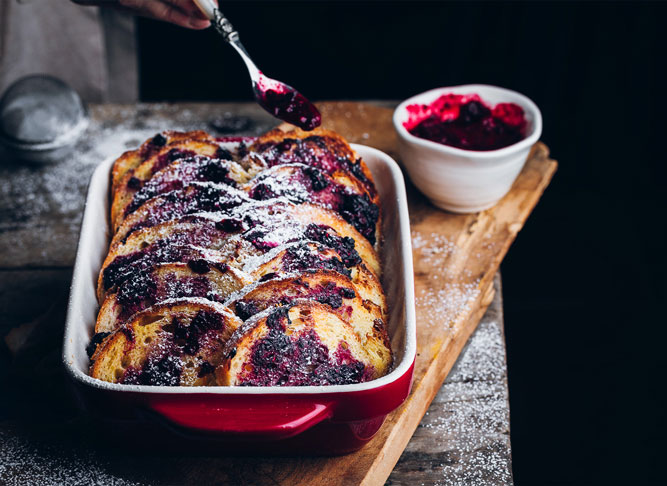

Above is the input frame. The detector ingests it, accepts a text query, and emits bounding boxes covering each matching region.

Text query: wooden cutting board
[238,102,556,486]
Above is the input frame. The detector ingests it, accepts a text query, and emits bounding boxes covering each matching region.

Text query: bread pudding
[89,128,391,387]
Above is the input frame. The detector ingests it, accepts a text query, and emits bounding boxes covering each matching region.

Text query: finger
[163,0,216,21]
[159,0,212,29]
[119,0,210,29]
[163,0,205,18]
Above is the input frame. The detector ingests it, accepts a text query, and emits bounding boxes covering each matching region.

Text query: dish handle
[146,396,334,440]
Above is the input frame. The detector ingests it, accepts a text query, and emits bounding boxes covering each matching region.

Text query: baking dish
[62,142,416,454]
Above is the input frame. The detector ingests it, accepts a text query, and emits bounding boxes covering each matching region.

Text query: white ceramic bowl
[393,84,542,213]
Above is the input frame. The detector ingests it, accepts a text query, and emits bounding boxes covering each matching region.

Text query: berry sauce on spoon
[254,73,321,131]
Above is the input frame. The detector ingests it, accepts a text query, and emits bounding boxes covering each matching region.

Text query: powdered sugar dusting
[430,318,510,485]
[412,230,481,330]
[0,428,142,486]
[0,104,275,267]
[246,164,314,204]
[416,283,481,331]
[402,232,510,482]
[390,278,512,486]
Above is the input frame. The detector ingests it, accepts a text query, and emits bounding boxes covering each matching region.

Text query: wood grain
[388,276,512,485]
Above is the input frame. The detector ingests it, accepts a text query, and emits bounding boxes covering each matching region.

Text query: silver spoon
[193,0,321,131]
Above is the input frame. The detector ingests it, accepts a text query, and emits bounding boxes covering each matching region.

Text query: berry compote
[404,93,527,151]
[255,73,321,131]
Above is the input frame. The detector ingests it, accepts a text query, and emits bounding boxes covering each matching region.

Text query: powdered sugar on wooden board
[0,104,276,268]
[382,232,511,485]
[388,276,512,486]
[411,229,481,331]
[430,320,511,486]
[416,283,481,330]
[0,428,142,486]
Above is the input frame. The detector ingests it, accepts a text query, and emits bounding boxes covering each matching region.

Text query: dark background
[137,2,667,485]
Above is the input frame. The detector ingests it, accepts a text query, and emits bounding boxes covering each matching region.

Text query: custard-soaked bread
[227,270,391,375]
[111,130,215,193]
[97,240,381,335]
[249,128,376,198]
[98,201,380,302]
[123,155,250,211]
[97,242,241,303]
[96,241,371,334]
[112,182,252,245]
[111,139,227,230]
[245,163,380,245]
[287,204,380,271]
[230,269,386,324]
[244,241,350,279]
[95,262,251,335]
[242,240,382,306]
[90,298,243,386]
[97,222,246,302]
[216,303,379,386]
[116,155,254,231]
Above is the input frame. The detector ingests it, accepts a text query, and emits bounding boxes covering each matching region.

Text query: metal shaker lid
[0,74,87,150]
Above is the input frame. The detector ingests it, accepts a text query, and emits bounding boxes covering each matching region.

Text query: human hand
[72,0,216,30]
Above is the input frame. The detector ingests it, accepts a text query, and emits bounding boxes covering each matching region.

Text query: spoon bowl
[254,73,321,131]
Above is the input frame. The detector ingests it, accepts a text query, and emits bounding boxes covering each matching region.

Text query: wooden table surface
[0,102,512,485]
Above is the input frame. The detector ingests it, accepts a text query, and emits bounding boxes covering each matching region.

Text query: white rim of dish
[393,84,543,159]
[61,144,417,395]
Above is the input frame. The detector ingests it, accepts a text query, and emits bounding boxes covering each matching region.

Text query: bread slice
[95,261,251,334]
[226,270,391,375]
[90,298,242,386]
[111,130,215,193]
[216,302,379,386]
[112,182,251,245]
[249,128,377,198]
[115,155,253,232]
[96,240,382,336]
[97,222,247,303]
[111,139,224,230]
[288,204,380,272]
[244,241,383,313]
[245,163,380,245]
[242,240,343,273]
[98,201,380,302]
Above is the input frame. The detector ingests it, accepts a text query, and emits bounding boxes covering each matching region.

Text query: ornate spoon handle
[193,0,258,77]
[212,9,238,43]
[192,0,321,130]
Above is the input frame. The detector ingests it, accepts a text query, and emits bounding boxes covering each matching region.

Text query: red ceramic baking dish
[62,142,416,454]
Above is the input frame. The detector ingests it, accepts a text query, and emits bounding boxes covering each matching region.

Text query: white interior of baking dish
[62,143,416,394]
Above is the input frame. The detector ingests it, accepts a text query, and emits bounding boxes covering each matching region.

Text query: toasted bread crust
[90,299,242,386]
[217,302,378,386]
[244,163,380,245]
[97,201,380,303]
[111,181,251,246]
[95,262,251,334]
[111,130,215,194]
[249,128,376,198]
[226,270,391,375]
[111,139,224,231]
